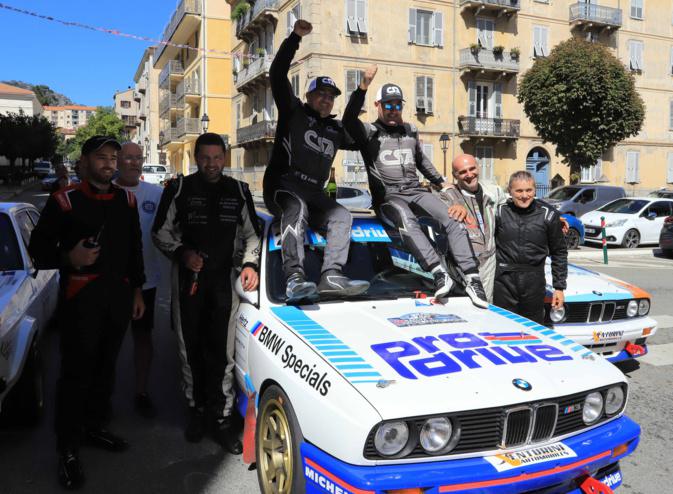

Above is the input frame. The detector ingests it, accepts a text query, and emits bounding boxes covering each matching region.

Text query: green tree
[67,107,124,160]
[0,112,58,179]
[518,38,645,182]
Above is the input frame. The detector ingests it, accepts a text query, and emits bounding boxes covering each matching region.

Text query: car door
[575,188,596,217]
[640,201,673,243]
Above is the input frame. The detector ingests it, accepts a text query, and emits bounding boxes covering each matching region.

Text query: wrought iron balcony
[160,128,181,145]
[235,0,279,40]
[569,3,622,29]
[237,120,276,145]
[159,60,184,86]
[159,93,179,115]
[176,117,201,137]
[459,48,519,75]
[460,0,520,13]
[177,73,201,102]
[235,55,273,92]
[156,0,202,62]
[458,116,520,139]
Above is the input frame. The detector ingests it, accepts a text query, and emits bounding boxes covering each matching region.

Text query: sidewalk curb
[569,248,658,260]
[0,181,38,201]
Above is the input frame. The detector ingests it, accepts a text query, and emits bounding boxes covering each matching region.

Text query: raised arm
[342,65,378,148]
[270,20,312,116]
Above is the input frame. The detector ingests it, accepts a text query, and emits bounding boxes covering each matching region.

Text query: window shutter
[356,0,367,34]
[494,82,503,118]
[422,143,434,163]
[433,11,444,47]
[426,77,434,113]
[409,9,417,43]
[477,20,487,47]
[541,27,548,56]
[468,80,476,117]
[670,100,673,129]
[416,76,426,112]
[346,70,357,95]
[670,46,673,75]
[667,153,673,183]
[346,0,357,33]
[594,158,603,182]
[533,26,540,57]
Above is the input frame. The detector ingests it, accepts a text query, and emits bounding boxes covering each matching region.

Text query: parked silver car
[336,186,372,209]
[545,185,626,217]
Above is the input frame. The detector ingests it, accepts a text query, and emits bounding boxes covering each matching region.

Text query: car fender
[0,315,37,405]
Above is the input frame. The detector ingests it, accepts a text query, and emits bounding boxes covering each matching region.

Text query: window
[670,47,673,76]
[415,76,434,114]
[477,18,495,50]
[630,0,643,19]
[408,8,443,47]
[291,73,300,98]
[533,25,549,58]
[645,201,672,218]
[345,0,367,35]
[581,159,602,183]
[670,100,673,130]
[121,100,131,109]
[626,151,640,183]
[629,40,643,71]
[667,152,673,183]
[345,69,365,110]
[286,3,301,36]
[236,101,241,129]
[576,189,596,204]
[476,146,494,181]
[422,143,434,164]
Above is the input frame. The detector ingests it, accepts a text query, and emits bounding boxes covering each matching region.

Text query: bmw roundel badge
[513,378,532,391]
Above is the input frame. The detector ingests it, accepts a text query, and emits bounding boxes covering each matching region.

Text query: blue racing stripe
[336,364,374,370]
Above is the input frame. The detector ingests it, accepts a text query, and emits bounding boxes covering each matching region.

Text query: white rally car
[0,203,58,422]
[544,263,656,363]
[232,211,639,494]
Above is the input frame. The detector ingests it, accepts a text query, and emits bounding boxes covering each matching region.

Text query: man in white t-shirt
[114,142,164,418]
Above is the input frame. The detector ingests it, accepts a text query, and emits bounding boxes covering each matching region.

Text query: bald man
[440,154,507,302]
[113,142,165,418]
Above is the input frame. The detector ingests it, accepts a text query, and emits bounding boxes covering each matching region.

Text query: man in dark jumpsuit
[152,133,260,454]
[263,18,369,301]
[29,136,146,490]
[342,65,488,307]
[494,171,568,324]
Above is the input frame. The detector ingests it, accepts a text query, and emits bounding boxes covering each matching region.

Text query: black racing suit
[28,181,145,451]
[152,172,260,423]
[342,87,479,276]
[263,32,358,278]
[494,199,568,324]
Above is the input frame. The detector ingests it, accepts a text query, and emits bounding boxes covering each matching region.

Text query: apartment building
[42,104,95,130]
[1,83,42,117]
[226,0,673,193]
[133,47,162,165]
[114,87,140,142]
[153,0,234,175]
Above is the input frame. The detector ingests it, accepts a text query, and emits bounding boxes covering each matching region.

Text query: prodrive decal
[484,443,577,472]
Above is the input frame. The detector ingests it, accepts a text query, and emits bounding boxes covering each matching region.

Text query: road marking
[639,343,673,367]
[651,315,673,329]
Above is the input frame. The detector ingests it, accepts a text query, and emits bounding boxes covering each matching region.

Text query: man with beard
[29,135,146,490]
[113,142,164,418]
[342,66,487,307]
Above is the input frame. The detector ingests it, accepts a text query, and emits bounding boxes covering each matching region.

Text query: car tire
[621,229,640,249]
[566,228,581,250]
[1,339,45,426]
[663,248,673,258]
[256,384,306,494]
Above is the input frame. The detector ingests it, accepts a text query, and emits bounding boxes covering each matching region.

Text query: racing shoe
[317,270,369,297]
[211,418,243,455]
[465,274,489,309]
[84,428,129,452]
[432,266,453,299]
[286,273,318,302]
[57,448,84,490]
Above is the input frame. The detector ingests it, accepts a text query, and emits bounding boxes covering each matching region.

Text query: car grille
[363,386,623,460]
[547,301,632,324]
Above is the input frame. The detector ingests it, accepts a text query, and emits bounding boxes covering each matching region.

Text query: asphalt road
[1,184,672,493]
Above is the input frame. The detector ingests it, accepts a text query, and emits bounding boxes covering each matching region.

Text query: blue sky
[0,0,178,106]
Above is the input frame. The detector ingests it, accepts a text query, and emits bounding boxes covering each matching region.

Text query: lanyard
[461,189,486,242]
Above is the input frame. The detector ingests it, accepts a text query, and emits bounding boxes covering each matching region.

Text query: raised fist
[360,65,378,90]
[293,19,312,37]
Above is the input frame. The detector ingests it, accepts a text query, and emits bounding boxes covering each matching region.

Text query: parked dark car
[660,215,673,257]
[562,213,584,249]
[649,188,673,199]
[545,185,626,217]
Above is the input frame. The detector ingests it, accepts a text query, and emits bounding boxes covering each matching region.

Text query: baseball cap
[81,135,121,156]
[307,76,342,96]
[376,83,405,103]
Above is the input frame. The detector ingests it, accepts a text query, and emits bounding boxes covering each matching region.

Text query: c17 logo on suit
[304,130,335,157]
[379,148,413,166]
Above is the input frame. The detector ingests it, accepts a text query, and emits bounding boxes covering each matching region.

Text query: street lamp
[201,113,210,134]
[439,132,450,178]
[159,130,165,148]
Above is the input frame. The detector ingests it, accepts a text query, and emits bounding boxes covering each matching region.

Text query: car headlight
[604,386,625,416]
[605,219,628,227]
[583,392,604,425]
[374,421,409,456]
[550,305,566,323]
[419,417,452,453]
[638,299,650,316]
[627,300,638,317]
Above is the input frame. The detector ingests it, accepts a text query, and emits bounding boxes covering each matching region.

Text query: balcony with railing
[122,115,138,127]
[235,55,273,93]
[176,117,201,138]
[235,0,279,41]
[237,120,276,146]
[458,116,520,139]
[159,93,179,116]
[156,0,202,62]
[137,78,147,94]
[133,91,141,102]
[177,74,201,104]
[459,48,519,75]
[159,60,184,87]
[160,127,182,146]
[459,0,520,14]
[569,3,622,29]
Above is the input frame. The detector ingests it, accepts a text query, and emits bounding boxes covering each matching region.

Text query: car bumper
[583,225,628,245]
[553,316,657,363]
[660,230,673,249]
[302,415,640,494]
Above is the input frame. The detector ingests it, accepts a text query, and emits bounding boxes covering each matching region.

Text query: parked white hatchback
[582,197,673,248]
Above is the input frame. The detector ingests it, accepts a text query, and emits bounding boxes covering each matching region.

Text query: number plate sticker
[484,442,577,472]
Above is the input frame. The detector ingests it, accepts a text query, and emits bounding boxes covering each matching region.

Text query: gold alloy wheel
[258,397,294,494]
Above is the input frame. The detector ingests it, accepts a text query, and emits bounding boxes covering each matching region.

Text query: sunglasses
[383,103,403,111]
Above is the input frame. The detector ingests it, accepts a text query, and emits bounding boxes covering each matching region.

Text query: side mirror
[234,276,258,305]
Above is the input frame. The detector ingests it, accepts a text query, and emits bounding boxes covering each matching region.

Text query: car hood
[581,210,633,225]
[545,262,649,302]
[0,271,31,338]
[270,299,625,419]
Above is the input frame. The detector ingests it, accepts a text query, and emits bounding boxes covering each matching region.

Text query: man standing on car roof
[342,65,488,307]
[153,132,260,454]
[28,135,146,490]
[263,19,369,302]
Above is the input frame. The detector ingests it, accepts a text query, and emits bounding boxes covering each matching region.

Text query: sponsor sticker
[600,470,622,489]
[305,464,357,494]
[593,329,625,343]
[484,443,577,472]
[141,200,156,214]
[480,332,543,346]
[388,313,466,328]
[268,219,390,251]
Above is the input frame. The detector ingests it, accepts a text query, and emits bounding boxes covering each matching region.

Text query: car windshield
[547,187,581,201]
[0,214,23,271]
[598,198,648,214]
[265,218,466,303]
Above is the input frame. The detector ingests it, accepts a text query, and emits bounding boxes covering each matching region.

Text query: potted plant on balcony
[256,47,266,58]
[510,47,520,59]
[470,43,481,55]
[232,1,251,21]
[242,57,250,68]
[493,45,505,57]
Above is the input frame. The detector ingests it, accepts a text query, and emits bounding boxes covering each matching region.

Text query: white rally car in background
[544,263,656,363]
[0,203,58,423]
[231,211,639,494]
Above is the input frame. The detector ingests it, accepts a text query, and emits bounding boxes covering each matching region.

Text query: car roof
[0,202,37,214]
